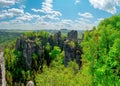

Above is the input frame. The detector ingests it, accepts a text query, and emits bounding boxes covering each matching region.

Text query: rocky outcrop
[64,30,82,68]
[53,31,65,49]
[64,40,76,66]
[16,30,83,69]
[54,31,61,46]
[68,30,78,41]
[0,52,6,86]
[23,40,36,69]
[16,35,25,51]
[26,81,34,86]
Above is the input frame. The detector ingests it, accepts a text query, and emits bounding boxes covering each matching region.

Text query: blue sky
[0,0,120,30]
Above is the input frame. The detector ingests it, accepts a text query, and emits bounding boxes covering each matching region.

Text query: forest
[0,30,21,51]
[1,14,120,86]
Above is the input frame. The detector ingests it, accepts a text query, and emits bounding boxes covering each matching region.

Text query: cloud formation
[32,0,62,20]
[78,12,93,19]
[0,0,106,30]
[75,0,80,4]
[0,8,24,19]
[0,0,22,7]
[89,0,120,14]
[0,0,15,7]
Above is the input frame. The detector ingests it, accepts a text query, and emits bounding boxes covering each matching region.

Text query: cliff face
[0,52,6,86]
[16,30,83,69]
[64,30,82,67]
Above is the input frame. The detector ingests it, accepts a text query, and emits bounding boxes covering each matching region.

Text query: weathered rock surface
[23,40,36,69]
[64,40,76,66]
[68,30,78,41]
[16,30,83,69]
[26,81,34,86]
[64,30,82,68]
[54,31,61,46]
[0,52,6,86]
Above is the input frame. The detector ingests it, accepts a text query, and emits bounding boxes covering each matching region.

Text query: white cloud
[31,0,62,20]
[89,0,120,14]
[16,13,34,21]
[0,8,41,23]
[31,8,40,12]
[0,0,15,7]
[78,18,91,23]
[0,13,13,19]
[78,12,93,19]
[97,18,104,21]
[8,8,24,15]
[40,0,53,14]
[0,8,24,19]
[0,0,22,8]
[75,0,80,4]
[94,18,104,25]
[0,17,96,30]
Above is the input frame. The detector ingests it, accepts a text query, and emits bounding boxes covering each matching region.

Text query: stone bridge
[0,52,6,86]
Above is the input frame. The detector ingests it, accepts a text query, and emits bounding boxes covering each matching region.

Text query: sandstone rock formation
[16,30,83,69]
[64,30,82,68]
[0,52,6,86]
[68,30,78,41]
[26,81,34,86]
[64,40,76,66]
[23,40,36,69]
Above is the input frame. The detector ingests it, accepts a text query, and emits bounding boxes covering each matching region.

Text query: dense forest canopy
[82,14,120,85]
[0,30,21,51]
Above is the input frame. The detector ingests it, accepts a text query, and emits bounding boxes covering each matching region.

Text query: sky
[0,0,120,30]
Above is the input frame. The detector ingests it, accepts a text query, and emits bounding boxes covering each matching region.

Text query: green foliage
[23,31,49,38]
[35,61,92,86]
[32,53,38,60]
[65,40,75,48]
[98,15,120,30]
[0,30,21,50]
[69,41,75,48]
[49,46,61,60]
[82,14,120,85]
[50,51,64,68]
[4,42,33,85]
[39,30,49,38]
[45,42,51,52]
[35,38,41,45]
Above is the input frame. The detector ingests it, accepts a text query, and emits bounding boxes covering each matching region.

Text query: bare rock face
[76,49,82,68]
[0,65,2,85]
[15,30,83,69]
[26,81,34,86]
[16,36,44,69]
[23,40,36,69]
[16,35,25,51]
[64,40,76,67]
[64,30,82,68]
[48,35,54,47]
[54,31,61,46]
[0,52,6,86]
[68,30,78,41]
[53,31,66,50]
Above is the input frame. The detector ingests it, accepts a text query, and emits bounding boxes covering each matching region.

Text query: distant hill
[0,30,22,51]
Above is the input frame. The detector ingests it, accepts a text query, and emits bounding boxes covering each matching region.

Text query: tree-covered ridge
[98,15,120,30]
[0,30,21,51]
[82,14,120,85]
